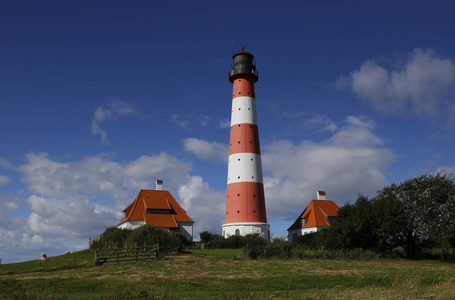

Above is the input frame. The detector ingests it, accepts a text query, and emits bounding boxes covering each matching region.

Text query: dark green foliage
[99,227,130,248]
[96,225,190,254]
[292,232,322,250]
[129,225,191,253]
[242,234,270,259]
[244,233,269,248]
[375,172,455,258]
[307,172,455,259]
[200,231,226,249]
[263,239,292,258]
[225,235,247,248]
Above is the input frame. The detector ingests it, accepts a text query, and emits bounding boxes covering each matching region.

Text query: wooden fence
[95,244,159,266]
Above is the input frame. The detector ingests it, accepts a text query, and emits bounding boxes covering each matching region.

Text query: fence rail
[95,245,159,266]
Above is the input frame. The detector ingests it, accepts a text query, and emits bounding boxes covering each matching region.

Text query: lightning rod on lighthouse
[222,47,270,240]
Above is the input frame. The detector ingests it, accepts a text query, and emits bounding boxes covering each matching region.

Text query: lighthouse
[222,47,270,240]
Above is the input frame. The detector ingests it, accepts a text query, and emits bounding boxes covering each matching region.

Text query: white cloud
[4,201,19,211]
[262,116,394,219]
[183,138,229,164]
[177,176,225,237]
[219,118,231,129]
[171,114,212,130]
[0,158,12,169]
[280,111,338,133]
[27,195,115,238]
[19,152,191,203]
[91,100,136,143]
[0,175,11,186]
[337,48,455,116]
[307,114,338,132]
[171,114,190,129]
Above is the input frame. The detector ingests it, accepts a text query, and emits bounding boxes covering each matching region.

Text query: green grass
[1,249,455,299]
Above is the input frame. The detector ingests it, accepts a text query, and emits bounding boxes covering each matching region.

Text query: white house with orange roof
[287,191,340,242]
[117,180,194,241]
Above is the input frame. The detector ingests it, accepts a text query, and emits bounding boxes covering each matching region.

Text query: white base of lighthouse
[222,222,270,240]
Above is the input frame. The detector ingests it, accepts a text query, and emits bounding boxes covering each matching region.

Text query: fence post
[136,243,138,261]
[117,248,120,263]
[95,250,99,266]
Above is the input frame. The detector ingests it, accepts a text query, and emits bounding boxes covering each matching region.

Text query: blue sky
[1,1,455,262]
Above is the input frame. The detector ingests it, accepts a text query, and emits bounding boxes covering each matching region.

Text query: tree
[375,172,455,258]
[323,194,380,251]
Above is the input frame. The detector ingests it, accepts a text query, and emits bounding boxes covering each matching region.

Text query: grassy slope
[1,249,455,299]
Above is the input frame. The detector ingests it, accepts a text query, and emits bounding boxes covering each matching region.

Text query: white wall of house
[178,222,193,241]
[118,221,145,230]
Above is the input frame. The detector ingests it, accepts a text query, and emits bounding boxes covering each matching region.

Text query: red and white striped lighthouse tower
[222,47,270,240]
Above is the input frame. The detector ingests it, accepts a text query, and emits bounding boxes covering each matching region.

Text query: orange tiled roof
[143,214,178,228]
[118,189,194,227]
[287,200,340,231]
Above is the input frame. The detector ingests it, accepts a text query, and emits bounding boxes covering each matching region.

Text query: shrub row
[91,225,191,254]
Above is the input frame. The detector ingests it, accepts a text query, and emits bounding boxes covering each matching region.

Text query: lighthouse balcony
[229,68,258,78]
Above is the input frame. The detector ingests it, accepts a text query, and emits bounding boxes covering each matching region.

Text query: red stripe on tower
[222,47,270,240]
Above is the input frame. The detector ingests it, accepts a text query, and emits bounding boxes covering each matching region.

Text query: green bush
[292,232,322,249]
[99,227,129,248]
[263,239,292,258]
[96,225,190,254]
[225,235,247,248]
[128,225,189,253]
[200,231,226,249]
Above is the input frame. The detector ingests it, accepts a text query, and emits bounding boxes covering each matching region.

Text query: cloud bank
[262,116,394,219]
[337,48,455,116]
[183,138,229,164]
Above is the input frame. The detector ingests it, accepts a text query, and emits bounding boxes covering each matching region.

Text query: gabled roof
[287,199,340,231]
[118,189,194,227]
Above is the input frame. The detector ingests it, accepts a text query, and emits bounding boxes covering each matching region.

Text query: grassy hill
[1,248,455,299]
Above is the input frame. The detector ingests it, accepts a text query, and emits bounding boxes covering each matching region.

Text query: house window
[300,218,306,226]
[293,233,297,238]
[235,229,240,236]
[146,209,172,214]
